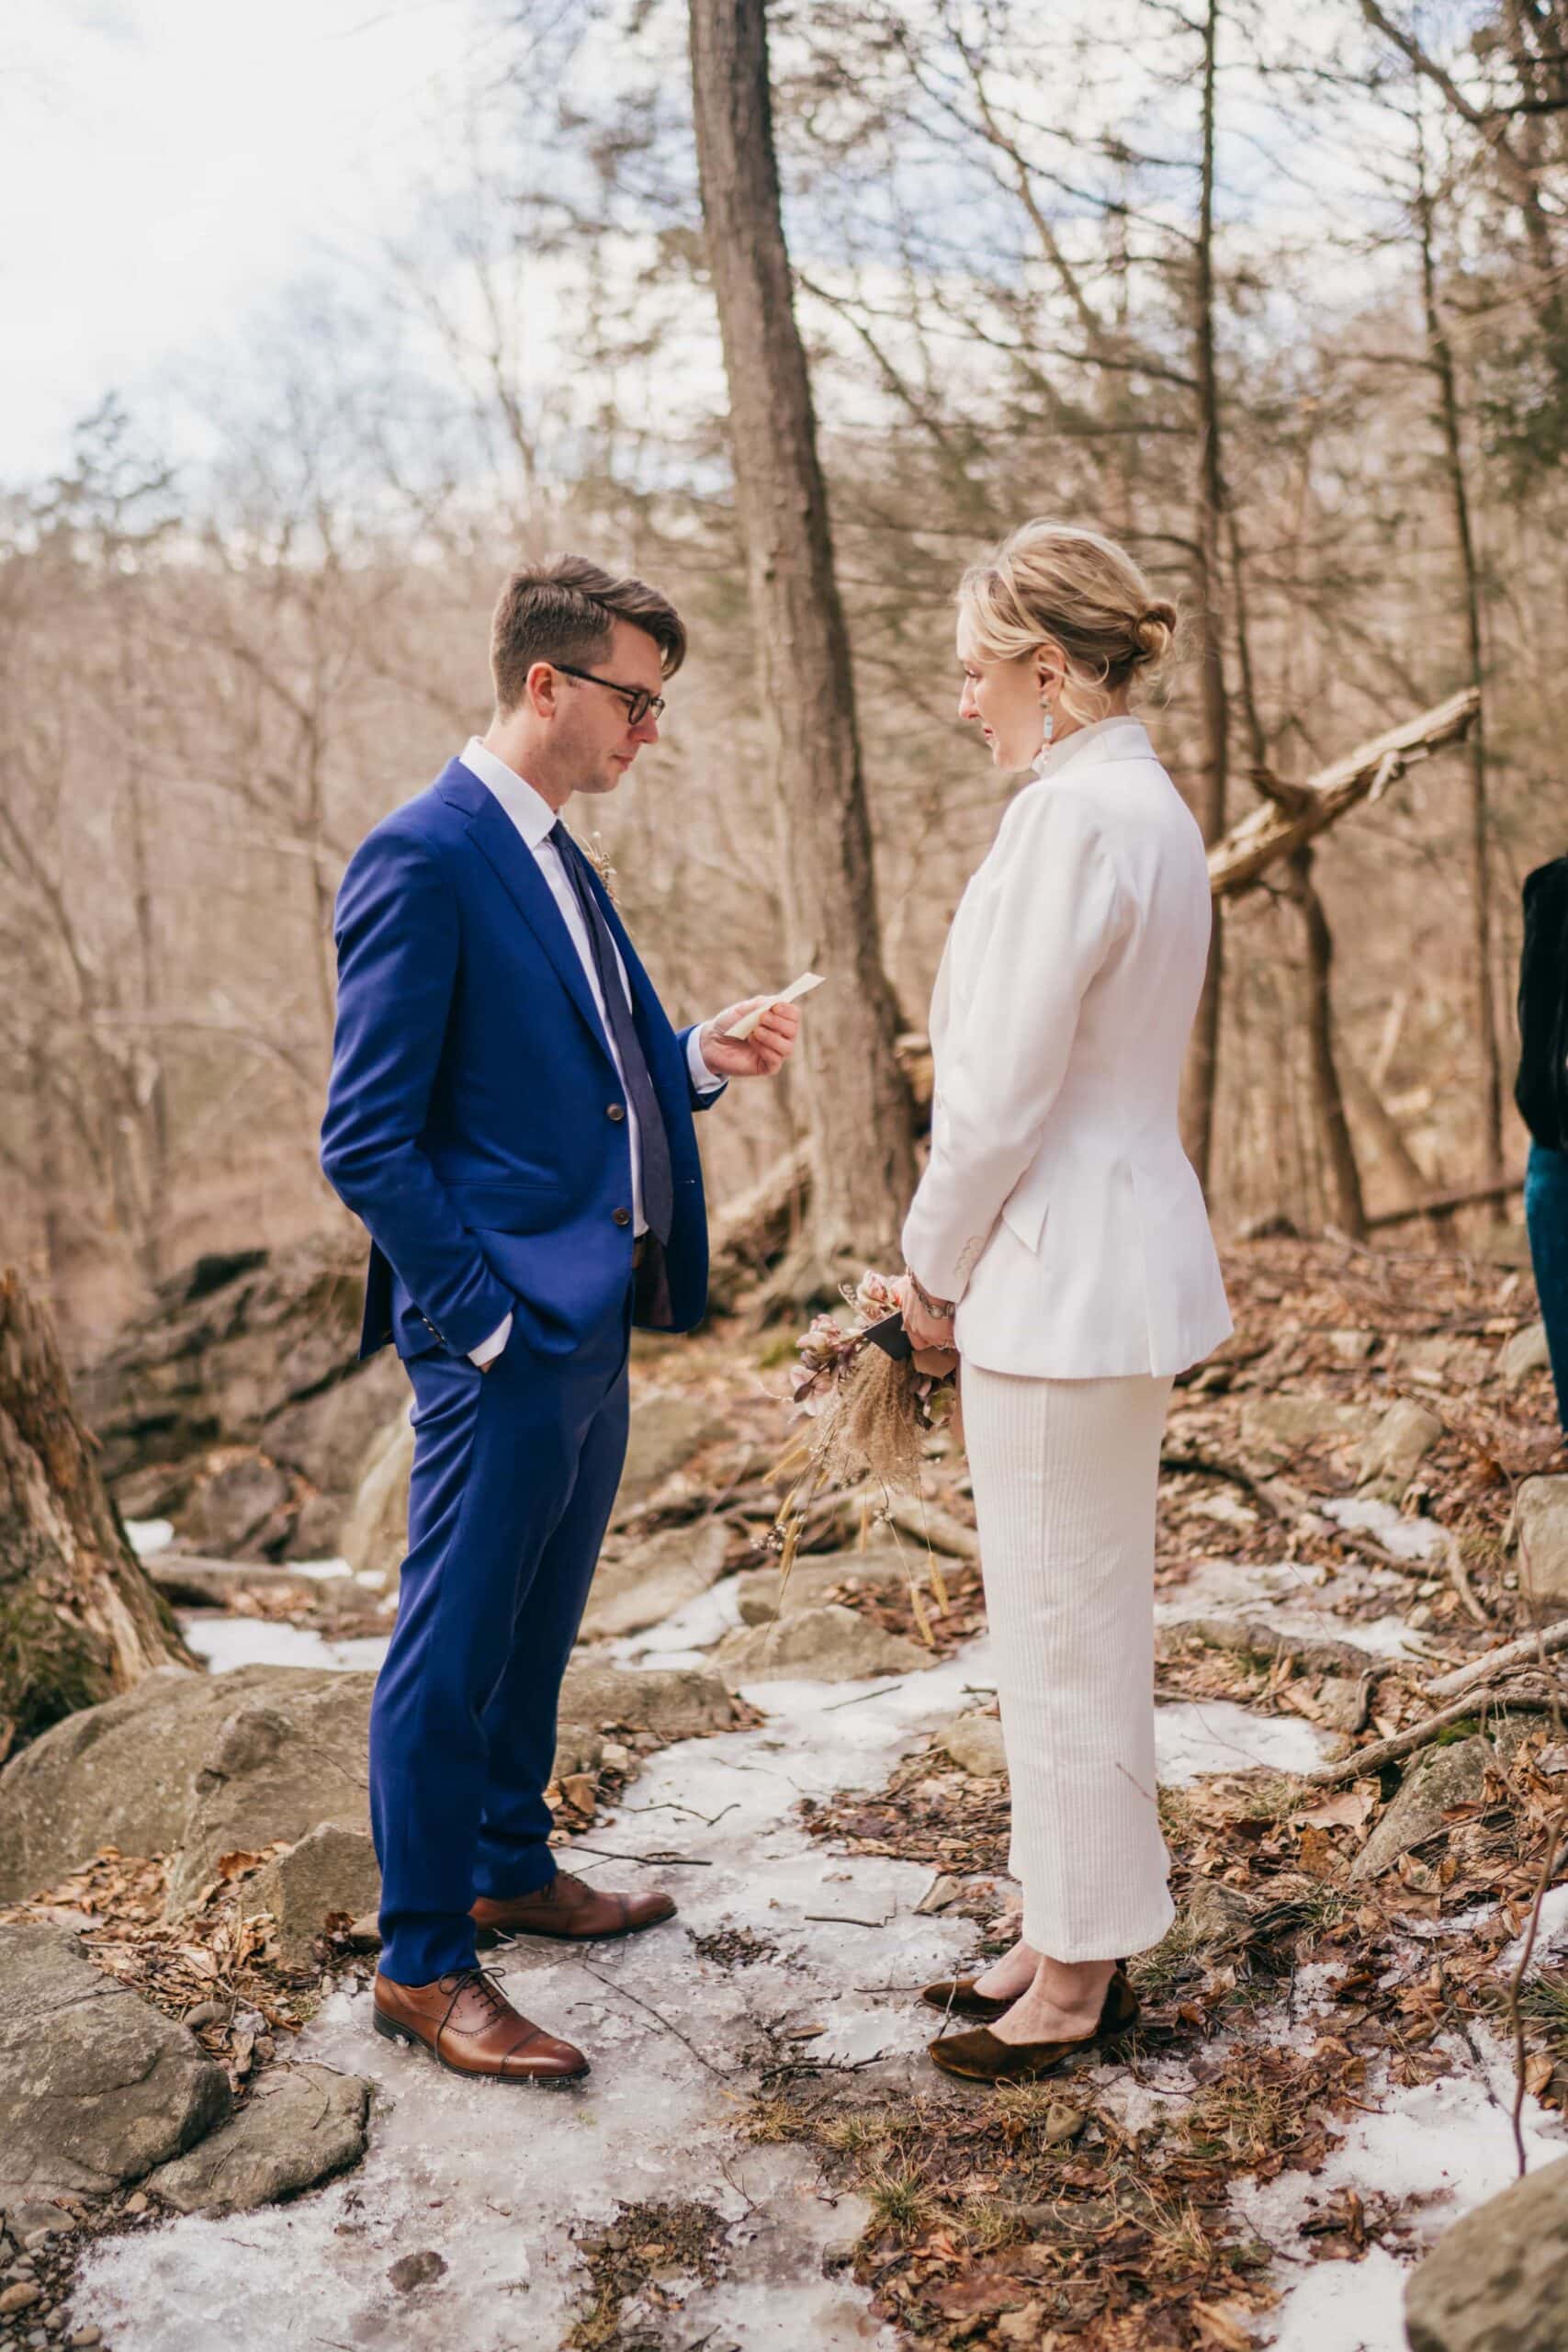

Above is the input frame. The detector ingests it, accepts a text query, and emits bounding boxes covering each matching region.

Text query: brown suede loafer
[373,1965,589,2082]
[928,1965,1140,2086]
[920,1977,1011,2022]
[471,1871,677,1947]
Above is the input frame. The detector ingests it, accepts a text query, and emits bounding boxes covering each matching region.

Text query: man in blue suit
[320,556,800,2082]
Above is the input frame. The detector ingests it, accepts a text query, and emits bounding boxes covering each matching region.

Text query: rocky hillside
[0,1231,1562,2350]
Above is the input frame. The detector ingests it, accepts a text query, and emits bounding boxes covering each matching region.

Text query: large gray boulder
[166,1675,373,1913]
[1351,1726,1535,1884]
[557,1657,737,1740]
[0,1656,733,1918]
[0,1666,373,1912]
[579,1519,730,1642]
[0,1924,231,2196]
[0,1665,283,1904]
[144,2063,370,2216]
[1517,1476,1568,1612]
[77,1240,406,1562]
[715,1604,931,1687]
[240,1823,383,1968]
[1404,2151,1568,2351]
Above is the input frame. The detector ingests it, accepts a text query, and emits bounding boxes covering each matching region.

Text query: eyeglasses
[550,662,666,729]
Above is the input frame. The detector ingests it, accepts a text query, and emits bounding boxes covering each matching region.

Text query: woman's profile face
[956,623,1046,772]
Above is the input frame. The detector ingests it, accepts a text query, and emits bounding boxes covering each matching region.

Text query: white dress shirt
[457,737,723,1364]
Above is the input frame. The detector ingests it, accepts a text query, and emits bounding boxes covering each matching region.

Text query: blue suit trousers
[369,1288,632,1985]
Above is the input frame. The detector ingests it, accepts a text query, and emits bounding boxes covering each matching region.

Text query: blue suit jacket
[320,758,721,1362]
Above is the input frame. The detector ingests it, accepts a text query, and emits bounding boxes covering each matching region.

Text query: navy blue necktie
[550,824,675,1247]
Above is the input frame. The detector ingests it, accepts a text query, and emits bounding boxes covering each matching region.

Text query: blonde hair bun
[1133,599,1178,668]
[957,520,1177,721]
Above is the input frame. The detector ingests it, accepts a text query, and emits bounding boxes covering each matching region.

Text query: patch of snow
[1156,1551,1427,1663]
[1090,2053,1204,2135]
[178,1615,389,1676]
[612,1571,747,1667]
[1498,1882,1568,1977]
[1236,2030,1568,2348]
[1188,1491,1260,1530]
[276,1556,353,1580]
[1321,1496,1448,1564]
[1156,1698,1332,1783]
[1259,2245,1413,2352]
[1158,1559,1336,1615]
[124,1518,173,1558]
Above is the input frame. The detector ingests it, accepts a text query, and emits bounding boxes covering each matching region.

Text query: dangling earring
[1039,692,1055,749]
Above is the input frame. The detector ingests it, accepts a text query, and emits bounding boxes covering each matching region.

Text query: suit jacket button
[606,1102,626,1123]
[613,1207,632,1227]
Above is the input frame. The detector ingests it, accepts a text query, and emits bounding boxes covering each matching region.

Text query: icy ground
[73,1546,1567,2350]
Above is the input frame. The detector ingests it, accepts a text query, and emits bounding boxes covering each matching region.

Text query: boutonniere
[580,831,619,907]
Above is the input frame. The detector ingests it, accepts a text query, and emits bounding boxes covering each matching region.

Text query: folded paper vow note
[722,971,825,1041]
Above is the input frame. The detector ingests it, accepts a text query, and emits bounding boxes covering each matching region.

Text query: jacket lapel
[451,773,616,1067]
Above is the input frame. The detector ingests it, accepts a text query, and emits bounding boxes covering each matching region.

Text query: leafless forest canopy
[3,0,1565,1347]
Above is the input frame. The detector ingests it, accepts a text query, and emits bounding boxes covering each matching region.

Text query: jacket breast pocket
[446,1177,564,1234]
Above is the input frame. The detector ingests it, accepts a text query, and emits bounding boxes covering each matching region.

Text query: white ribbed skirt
[962,1363,1176,1961]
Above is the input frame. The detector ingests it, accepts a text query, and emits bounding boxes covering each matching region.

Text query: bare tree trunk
[25,1038,67,1326]
[1288,846,1369,1238]
[1227,504,1368,1239]
[1337,1034,1443,1205]
[689,0,916,1276]
[1180,0,1230,1193]
[0,1269,194,1761]
[124,764,169,1285]
[1416,156,1505,1199]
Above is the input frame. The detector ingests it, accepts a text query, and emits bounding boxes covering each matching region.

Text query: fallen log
[1424,1615,1568,1703]
[1366,1176,1525,1231]
[1301,1673,1557,1785]
[1209,686,1480,898]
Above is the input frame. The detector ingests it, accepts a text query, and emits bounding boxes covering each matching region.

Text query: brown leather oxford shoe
[373,1965,589,2082]
[471,1871,677,1947]
[928,1965,1139,2086]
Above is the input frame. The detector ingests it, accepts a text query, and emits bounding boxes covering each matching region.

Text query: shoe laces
[439,1964,513,2028]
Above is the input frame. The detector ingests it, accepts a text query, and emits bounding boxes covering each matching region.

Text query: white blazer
[901,715,1232,1380]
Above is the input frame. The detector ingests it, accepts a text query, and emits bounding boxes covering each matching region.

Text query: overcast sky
[4,0,500,483]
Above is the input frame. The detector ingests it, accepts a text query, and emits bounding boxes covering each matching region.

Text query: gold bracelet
[905,1266,956,1320]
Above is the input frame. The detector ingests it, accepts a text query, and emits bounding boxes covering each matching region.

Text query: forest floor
[25,1236,1568,2351]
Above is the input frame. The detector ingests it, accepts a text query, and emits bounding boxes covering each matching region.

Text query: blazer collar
[439,762,616,1069]
[1029,716,1155,786]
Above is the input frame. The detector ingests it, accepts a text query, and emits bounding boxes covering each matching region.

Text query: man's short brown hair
[490,554,687,713]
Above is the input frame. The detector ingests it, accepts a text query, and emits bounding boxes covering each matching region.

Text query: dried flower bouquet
[769,1269,960,1645]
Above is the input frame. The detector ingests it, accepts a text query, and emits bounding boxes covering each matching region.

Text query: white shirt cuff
[469,1311,512,1368]
[687,1024,725,1095]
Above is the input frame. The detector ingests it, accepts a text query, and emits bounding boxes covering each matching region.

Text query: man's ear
[526,661,558,718]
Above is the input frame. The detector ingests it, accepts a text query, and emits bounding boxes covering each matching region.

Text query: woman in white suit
[900,521,1232,2085]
